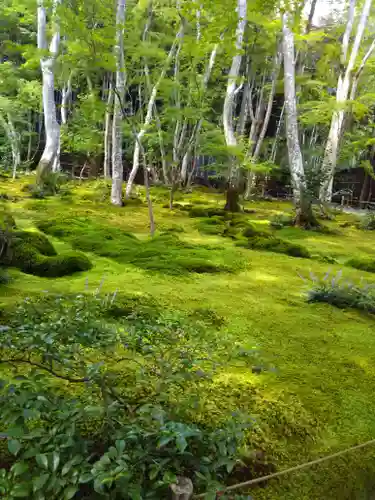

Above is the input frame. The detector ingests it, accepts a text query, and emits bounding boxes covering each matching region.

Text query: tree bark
[282,11,315,226]
[111,0,126,206]
[0,113,20,179]
[36,0,61,183]
[223,0,247,211]
[320,0,372,202]
[104,80,114,179]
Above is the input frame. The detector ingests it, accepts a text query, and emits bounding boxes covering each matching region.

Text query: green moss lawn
[2,178,375,499]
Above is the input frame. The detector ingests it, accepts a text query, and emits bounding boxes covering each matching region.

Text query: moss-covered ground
[2,178,375,498]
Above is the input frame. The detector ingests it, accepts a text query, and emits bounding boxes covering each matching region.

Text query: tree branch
[0,358,88,383]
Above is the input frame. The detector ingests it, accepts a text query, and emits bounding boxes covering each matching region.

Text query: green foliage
[346,256,375,274]
[30,173,69,199]
[361,213,375,231]
[37,216,245,275]
[0,293,254,498]
[269,213,294,229]
[12,230,57,256]
[302,270,375,314]
[0,226,92,278]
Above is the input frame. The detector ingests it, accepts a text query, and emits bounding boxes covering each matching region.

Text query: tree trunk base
[294,204,320,229]
[224,186,241,212]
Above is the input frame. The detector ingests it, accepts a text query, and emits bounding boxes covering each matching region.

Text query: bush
[346,256,375,273]
[38,216,245,275]
[302,270,375,314]
[270,213,294,229]
[30,172,69,199]
[361,213,375,230]
[0,293,254,499]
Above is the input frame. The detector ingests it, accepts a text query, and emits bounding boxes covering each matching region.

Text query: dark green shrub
[270,213,294,229]
[346,256,375,273]
[302,270,375,314]
[239,235,310,258]
[361,213,375,230]
[189,206,211,217]
[0,293,254,499]
[242,224,271,238]
[12,230,56,256]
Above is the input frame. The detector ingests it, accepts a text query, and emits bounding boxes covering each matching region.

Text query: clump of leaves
[300,270,375,314]
[0,292,256,498]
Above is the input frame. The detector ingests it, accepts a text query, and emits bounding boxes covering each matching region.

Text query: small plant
[300,270,375,314]
[269,213,294,229]
[361,213,375,231]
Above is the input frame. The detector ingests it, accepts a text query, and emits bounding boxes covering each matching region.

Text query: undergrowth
[301,270,375,314]
[37,217,245,275]
[0,292,259,499]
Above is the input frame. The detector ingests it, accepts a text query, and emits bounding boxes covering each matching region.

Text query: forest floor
[2,178,375,499]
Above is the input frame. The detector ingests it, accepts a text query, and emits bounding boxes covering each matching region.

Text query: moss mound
[12,230,57,256]
[239,227,310,258]
[4,238,92,277]
[37,217,245,275]
[0,226,92,278]
[346,256,375,273]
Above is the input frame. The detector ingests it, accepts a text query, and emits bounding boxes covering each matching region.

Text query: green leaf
[115,439,125,454]
[61,460,72,476]
[8,439,21,456]
[51,451,60,472]
[36,454,49,469]
[79,472,92,484]
[11,461,28,476]
[33,473,50,491]
[157,436,173,448]
[11,484,31,497]
[63,486,78,499]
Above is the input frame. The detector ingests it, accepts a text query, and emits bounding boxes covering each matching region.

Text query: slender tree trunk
[223,0,247,211]
[104,80,114,179]
[270,102,284,162]
[111,0,126,206]
[154,105,169,184]
[0,113,20,179]
[36,0,61,183]
[125,29,182,198]
[144,159,155,236]
[61,71,73,125]
[320,0,372,202]
[26,110,33,164]
[282,12,314,226]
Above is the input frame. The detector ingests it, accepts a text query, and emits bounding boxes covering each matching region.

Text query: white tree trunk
[111,0,126,206]
[0,113,20,179]
[36,0,61,181]
[125,30,182,198]
[104,82,114,179]
[61,71,73,125]
[223,0,247,151]
[223,0,247,187]
[282,12,305,203]
[320,0,372,202]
